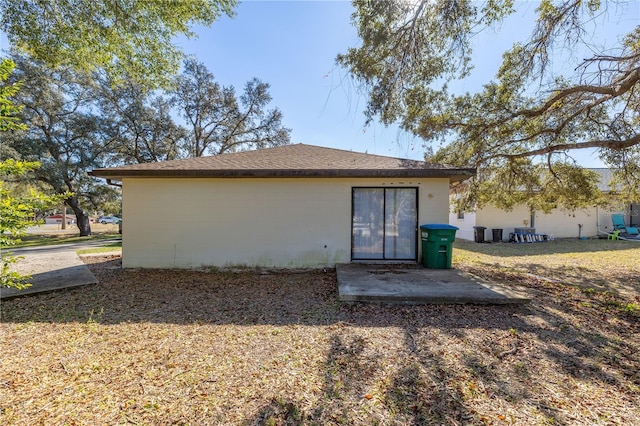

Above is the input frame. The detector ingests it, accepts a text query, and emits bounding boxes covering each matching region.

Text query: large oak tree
[173,58,291,157]
[0,59,66,288]
[97,78,186,164]
[0,0,241,235]
[4,54,118,236]
[0,0,237,88]
[338,0,640,211]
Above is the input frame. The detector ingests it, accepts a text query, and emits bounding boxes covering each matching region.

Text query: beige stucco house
[450,169,639,241]
[91,144,475,268]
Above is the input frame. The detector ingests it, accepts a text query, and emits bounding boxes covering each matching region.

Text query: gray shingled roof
[589,168,614,191]
[90,144,476,183]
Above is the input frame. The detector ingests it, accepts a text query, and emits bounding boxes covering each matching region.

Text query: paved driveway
[1,239,120,299]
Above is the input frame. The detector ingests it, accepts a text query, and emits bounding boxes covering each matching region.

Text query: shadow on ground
[2,256,638,424]
[464,260,640,301]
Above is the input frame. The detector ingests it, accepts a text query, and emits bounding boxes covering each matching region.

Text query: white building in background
[44,214,76,225]
[450,169,639,241]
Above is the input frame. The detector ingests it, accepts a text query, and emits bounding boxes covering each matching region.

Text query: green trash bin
[420,224,458,269]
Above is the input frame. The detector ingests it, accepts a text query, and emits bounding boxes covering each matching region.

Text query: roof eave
[90,168,476,182]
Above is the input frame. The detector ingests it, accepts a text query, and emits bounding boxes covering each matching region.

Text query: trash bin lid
[420,224,459,230]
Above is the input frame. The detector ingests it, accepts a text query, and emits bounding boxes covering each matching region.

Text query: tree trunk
[66,196,92,236]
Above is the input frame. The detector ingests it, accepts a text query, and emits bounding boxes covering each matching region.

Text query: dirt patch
[1,242,639,425]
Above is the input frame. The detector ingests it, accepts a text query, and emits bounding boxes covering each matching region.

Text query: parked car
[98,215,121,224]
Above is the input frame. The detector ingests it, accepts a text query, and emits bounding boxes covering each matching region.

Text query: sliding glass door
[351,188,418,260]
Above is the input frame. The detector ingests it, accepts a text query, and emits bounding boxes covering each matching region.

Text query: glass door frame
[350,187,419,261]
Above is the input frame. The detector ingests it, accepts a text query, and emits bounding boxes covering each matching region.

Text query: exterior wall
[631,203,640,227]
[474,204,532,240]
[121,177,450,268]
[598,201,640,232]
[536,203,637,238]
[457,202,631,240]
[534,208,599,238]
[449,210,476,241]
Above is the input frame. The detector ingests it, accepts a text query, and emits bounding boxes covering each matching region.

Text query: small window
[457,209,465,220]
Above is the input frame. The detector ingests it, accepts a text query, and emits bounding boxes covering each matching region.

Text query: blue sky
[176,0,638,166]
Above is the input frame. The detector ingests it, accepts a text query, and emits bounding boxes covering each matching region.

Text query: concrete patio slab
[336,263,530,304]
[1,248,98,300]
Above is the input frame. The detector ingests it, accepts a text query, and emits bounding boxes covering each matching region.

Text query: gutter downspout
[106,178,122,188]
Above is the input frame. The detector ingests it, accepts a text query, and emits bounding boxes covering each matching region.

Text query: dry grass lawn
[1,238,638,425]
